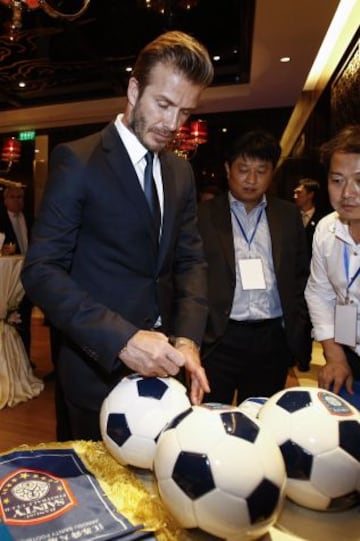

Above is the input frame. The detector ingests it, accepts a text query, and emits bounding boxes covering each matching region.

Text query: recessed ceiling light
[280,57,291,63]
[213,55,221,62]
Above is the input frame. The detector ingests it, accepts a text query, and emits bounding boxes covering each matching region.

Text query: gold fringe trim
[1,440,186,541]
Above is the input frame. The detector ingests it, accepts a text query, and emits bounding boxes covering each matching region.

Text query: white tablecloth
[0,255,44,408]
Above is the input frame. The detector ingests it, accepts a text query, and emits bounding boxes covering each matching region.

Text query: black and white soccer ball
[100,374,191,470]
[154,403,286,540]
[258,386,360,511]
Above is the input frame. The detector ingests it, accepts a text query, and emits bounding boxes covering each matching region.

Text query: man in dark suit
[293,178,323,256]
[293,178,326,371]
[0,186,33,358]
[22,30,213,441]
[197,130,312,405]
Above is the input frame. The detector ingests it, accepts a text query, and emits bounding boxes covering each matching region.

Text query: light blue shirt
[229,192,283,321]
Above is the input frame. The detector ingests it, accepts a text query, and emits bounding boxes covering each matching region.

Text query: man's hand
[319,339,354,395]
[118,330,185,377]
[174,338,210,405]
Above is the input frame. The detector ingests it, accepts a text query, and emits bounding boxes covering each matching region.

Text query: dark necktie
[144,151,161,236]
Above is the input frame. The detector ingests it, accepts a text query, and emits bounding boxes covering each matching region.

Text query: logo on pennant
[0,468,77,525]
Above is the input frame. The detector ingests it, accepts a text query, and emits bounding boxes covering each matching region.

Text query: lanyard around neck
[343,244,360,300]
[231,206,263,249]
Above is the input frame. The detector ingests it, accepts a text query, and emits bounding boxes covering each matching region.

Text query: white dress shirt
[301,207,315,227]
[305,211,360,355]
[114,114,164,218]
[229,193,283,321]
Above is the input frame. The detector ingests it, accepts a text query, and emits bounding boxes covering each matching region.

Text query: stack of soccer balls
[100,378,360,539]
[100,375,287,540]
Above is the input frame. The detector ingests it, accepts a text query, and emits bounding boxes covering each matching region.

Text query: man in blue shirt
[198,130,311,404]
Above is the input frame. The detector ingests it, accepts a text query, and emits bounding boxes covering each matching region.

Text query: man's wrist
[173,336,200,351]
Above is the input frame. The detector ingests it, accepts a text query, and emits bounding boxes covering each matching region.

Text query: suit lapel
[157,153,177,268]
[213,194,236,276]
[266,197,282,273]
[101,123,159,250]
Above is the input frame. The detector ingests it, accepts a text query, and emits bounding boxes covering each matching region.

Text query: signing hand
[118,330,184,378]
[174,338,210,405]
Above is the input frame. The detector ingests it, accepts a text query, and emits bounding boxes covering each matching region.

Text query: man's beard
[128,103,146,147]
[129,102,176,152]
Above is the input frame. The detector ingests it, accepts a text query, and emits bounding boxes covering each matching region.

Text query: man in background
[293,177,323,256]
[0,186,33,358]
[293,177,328,371]
[198,130,312,405]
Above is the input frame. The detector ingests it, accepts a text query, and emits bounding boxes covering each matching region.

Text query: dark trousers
[49,325,73,442]
[203,318,291,405]
[64,397,102,441]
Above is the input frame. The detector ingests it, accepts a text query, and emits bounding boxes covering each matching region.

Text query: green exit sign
[18,130,36,141]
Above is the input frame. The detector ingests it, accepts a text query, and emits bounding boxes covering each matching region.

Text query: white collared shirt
[229,192,283,321]
[305,211,360,354]
[114,114,164,217]
[301,207,315,227]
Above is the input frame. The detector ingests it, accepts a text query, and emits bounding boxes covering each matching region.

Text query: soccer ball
[100,374,191,470]
[154,403,286,540]
[258,386,360,511]
[237,396,269,419]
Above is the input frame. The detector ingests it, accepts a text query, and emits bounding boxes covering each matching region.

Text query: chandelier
[168,119,208,160]
[141,0,198,14]
[0,0,91,39]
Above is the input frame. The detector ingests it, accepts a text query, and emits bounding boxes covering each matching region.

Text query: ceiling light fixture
[0,0,91,40]
[142,0,198,12]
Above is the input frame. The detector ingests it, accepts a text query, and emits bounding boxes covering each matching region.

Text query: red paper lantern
[190,119,208,144]
[1,137,21,163]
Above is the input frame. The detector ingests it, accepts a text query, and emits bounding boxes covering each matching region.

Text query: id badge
[238,258,266,290]
[334,303,357,347]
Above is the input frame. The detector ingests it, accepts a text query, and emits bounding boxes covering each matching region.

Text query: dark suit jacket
[197,192,311,364]
[22,122,208,409]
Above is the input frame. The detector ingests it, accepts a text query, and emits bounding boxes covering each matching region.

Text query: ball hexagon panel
[290,409,338,455]
[194,489,250,539]
[311,447,359,497]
